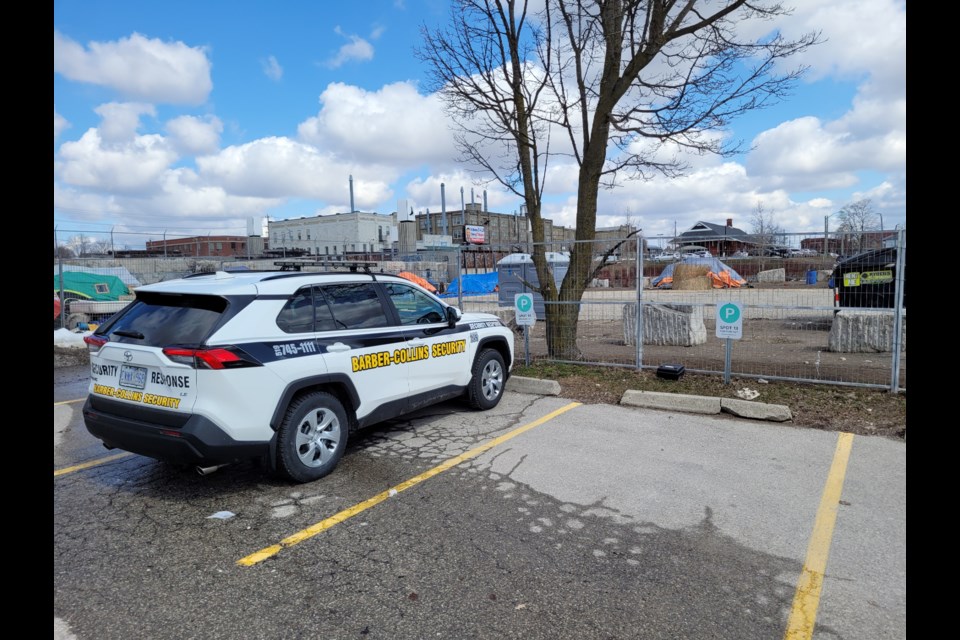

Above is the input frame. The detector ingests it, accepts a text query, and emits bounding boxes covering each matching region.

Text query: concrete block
[623,303,707,347]
[508,376,561,396]
[756,268,786,283]
[720,398,793,422]
[828,310,906,353]
[619,389,721,414]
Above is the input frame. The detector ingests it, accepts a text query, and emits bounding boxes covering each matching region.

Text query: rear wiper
[113,329,145,339]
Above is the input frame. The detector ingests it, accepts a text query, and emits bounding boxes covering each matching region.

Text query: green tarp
[54,271,130,300]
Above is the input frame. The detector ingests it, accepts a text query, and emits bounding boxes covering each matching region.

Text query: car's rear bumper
[82,395,271,465]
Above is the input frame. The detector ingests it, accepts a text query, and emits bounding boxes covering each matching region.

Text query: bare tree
[421,0,819,358]
[836,199,879,253]
[90,239,113,256]
[749,201,785,270]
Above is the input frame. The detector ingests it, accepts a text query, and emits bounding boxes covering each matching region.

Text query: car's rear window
[102,292,228,346]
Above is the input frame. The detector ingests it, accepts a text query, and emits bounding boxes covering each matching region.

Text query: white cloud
[196,137,394,206]
[54,108,70,139]
[746,109,904,192]
[165,115,223,155]
[298,82,457,166]
[93,102,156,144]
[786,0,905,92]
[56,127,176,193]
[54,30,213,105]
[403,171,516,214]
[325,27,375,68]
[262,55,283,81]
[54,172,283,233]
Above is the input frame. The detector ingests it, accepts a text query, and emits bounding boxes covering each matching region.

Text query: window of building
[297,231,302,240]
[307,230,311,240]
[216,242,223,250]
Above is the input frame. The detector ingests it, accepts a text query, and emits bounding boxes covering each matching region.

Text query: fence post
[635,234,643,370]
[456,245,463,310]
[889,227,906,392]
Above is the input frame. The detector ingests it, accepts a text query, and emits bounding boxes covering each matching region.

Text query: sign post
[715,302,743,384]
[515,293,535,366]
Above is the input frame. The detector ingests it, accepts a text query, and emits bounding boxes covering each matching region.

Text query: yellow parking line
[54,452,132,477]
[238,401,582,567]
[54,398,85,406]
[784,432,854,640]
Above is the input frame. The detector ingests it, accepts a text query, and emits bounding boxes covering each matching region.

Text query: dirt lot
[507,283,906,441]
[512,360,906,440]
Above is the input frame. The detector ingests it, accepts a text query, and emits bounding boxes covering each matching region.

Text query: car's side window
[321,283,391,329]
[383,282,445,326]
[311,287,338,332]
[276,287,315,333]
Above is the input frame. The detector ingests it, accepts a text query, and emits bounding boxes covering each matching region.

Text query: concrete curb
[507,375,562,396]
[620,390,722,415]
[510,378,790,424]
[720,398,793,422]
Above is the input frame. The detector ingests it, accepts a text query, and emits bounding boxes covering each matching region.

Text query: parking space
[54,368,905,640]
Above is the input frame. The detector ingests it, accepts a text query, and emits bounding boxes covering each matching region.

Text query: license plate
[119,365,147,390]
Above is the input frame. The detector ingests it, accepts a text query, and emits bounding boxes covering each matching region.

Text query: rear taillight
[162,346,260,370]
[83,334,107,354]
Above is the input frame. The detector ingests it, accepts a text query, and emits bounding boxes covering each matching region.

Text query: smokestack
[483,190,488,214]
[726,218,733,227]
[349,175,355,213]
[441,183,448,236]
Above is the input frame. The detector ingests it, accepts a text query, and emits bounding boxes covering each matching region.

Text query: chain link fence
[53,228,905,392]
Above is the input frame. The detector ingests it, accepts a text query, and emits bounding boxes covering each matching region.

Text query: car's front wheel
[467,348,506,410]
[276,391,349,483]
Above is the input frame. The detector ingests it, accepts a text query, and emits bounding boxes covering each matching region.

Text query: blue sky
[54,0,906,249]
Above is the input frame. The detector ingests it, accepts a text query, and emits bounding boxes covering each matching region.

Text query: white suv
[82,267,514,483]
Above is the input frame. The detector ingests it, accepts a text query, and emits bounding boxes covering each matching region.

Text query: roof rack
[272,259,378,273]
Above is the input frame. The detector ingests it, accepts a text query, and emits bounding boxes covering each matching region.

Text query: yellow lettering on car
[141,393,181,409]
[432,339,467,358]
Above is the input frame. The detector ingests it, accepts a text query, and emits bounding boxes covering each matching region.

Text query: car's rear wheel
[276,391,348,483]
[467,348,505,410]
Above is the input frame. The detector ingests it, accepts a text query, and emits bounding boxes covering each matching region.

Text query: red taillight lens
[83,334,107,353]
[162,346,257,370]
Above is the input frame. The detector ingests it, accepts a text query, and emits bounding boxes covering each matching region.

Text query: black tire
[466,348,506,410]
[276,391,349,483]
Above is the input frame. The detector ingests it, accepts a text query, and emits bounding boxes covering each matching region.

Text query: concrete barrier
[828,310,906,353]
[622,303,707,347]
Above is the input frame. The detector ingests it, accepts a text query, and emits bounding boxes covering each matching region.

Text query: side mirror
[446,306,461,327]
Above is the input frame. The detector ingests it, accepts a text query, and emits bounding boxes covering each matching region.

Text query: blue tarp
[440,272,498,298]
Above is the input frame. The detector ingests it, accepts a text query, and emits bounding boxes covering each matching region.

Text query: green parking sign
[515,293,535,326]
[716,302,743,339]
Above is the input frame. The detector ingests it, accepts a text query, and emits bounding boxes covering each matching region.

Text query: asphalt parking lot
[54,364,905,640]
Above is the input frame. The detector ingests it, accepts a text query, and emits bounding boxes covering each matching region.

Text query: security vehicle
[81,267,515,483]
[830,247,905,309]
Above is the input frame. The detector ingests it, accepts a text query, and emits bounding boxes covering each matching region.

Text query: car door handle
[326,342,351,353]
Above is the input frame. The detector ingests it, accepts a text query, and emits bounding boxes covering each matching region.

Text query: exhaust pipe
[196,463,229,476]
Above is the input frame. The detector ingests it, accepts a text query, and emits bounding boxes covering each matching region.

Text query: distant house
[672,220,751,257]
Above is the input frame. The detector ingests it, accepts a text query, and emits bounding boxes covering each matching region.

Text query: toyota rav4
[82,267,514,483]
